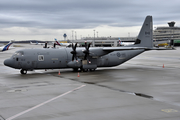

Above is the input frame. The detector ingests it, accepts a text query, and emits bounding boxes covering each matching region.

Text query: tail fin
[118,38,122,45]
[2,40,13,51]
[54,38,61,46]
[133,16,153,48]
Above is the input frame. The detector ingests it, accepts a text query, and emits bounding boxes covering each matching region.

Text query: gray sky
[0,0,180,41]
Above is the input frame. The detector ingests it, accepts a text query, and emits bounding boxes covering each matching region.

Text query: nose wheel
[20,69,27,74]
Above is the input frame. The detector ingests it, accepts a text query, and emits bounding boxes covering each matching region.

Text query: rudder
[133,16,153,48]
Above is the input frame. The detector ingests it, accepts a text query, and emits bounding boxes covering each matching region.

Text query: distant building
[83,37,136,42]
[154,21,180,45]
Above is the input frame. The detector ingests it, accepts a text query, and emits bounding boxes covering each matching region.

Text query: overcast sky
[0,0,180,41]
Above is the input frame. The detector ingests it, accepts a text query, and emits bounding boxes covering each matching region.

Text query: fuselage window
[38,55,44,61]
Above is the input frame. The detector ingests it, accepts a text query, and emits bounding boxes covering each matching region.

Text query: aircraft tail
[132,16,153,48]
[54,38,61,46]
[2,40,13,51]
[118,38,122,46]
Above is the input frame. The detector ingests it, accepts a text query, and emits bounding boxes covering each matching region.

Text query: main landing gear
[20,69,27,74]
[73,68,96,72]
[80,68,96,72]
[73,68,79,72]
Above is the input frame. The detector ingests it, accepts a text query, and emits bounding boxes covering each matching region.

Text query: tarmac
[0,44,180,120]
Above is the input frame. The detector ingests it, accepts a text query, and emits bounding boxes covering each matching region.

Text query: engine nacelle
[67,60,82,68]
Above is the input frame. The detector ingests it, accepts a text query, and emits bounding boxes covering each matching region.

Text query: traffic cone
[77,72,80,77]
[58,70,61,75]
[163,64,164,68]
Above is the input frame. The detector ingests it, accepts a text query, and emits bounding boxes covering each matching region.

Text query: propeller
[70,43,78,61]
[83,42,91,60]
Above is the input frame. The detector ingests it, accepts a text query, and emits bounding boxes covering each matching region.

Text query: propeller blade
[71,43,78,61]
[84,54,87,60]
[72,55,74,61]
[85,42,87,49]
[75,43,77,48]
[88,43,91,49]
[72,43,74,49]
[83,42,91,60]
[74,54,77,60]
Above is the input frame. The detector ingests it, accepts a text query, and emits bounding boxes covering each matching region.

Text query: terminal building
[69,22,180,47]
[71,37,136,47]
[153,21,180,46]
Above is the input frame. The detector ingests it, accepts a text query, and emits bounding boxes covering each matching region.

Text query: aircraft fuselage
[4,48,144,71]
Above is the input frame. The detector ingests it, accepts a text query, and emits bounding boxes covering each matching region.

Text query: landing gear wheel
[73,68,79,72]
[20,69,27,74]
[90,69,95,71]
[83,69,88,72]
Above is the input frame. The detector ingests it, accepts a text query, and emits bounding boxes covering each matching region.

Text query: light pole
[75,31,77,40]
[72,30,74,41]
[154,27,157,42]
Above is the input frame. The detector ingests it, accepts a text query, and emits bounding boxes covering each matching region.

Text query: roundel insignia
[117,52,121,57]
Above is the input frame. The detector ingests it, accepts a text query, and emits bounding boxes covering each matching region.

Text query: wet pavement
[0,44,180,120]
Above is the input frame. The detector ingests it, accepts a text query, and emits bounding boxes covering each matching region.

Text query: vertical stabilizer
[133,16,153,48]
[54,38,61,46]
[2,41,13,51]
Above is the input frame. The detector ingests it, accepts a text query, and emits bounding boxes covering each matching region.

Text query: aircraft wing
[146,47,175,50]
[103,47,175,51]
[102,47,148,51]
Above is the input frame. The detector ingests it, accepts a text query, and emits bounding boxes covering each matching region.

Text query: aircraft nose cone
[4,59,13,67]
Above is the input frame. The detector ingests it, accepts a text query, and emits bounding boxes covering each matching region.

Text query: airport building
[1,22,180,46]
[71,37,136,47]
[73,21,180,47]
[153,21,180,45]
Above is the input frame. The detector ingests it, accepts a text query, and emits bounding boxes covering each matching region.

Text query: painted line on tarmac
[161,109,178,113]
[6,84,86,120]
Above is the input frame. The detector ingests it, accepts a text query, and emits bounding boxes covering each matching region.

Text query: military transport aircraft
[4,16,174,74]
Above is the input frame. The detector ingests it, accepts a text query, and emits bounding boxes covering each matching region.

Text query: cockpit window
[14,51,24,56]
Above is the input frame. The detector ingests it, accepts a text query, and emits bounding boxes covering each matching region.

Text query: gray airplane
[4,16,174,74]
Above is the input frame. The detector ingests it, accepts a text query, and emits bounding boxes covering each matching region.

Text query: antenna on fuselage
[53,43,57,48]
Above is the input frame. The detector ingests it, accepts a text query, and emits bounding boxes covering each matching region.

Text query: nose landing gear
[20,69,27,74]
